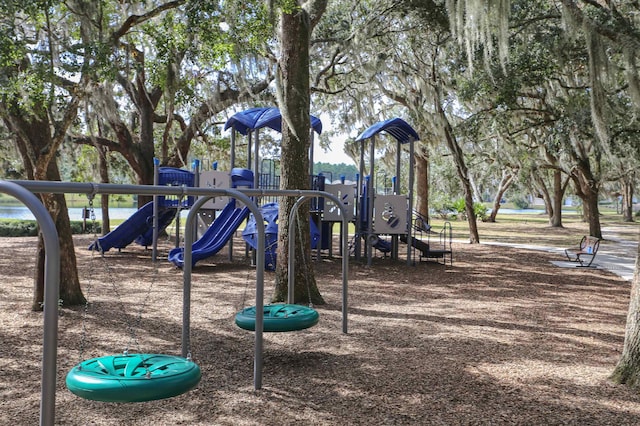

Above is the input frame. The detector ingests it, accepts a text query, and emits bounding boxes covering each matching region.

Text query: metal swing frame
[2,179,350,426]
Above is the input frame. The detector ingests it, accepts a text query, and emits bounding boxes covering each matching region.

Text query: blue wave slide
[88,201,174,252]
[168,199,250,268]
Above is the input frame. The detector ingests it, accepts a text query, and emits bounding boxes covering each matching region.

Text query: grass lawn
[0,192,136,208]
[430,210,639,248]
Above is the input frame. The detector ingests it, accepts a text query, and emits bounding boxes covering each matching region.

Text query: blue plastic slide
[134,208,179,247]
[88,202,172,252]
[168,199,250,268]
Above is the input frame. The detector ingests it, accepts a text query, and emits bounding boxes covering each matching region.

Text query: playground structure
[242,201,321,270]
[89,107,446,271]
[0,179,349,426]
[72,106,454,275]
[77,106,329,272]
[351,118,418,266]
[223,106,327,266]
[223,106,323,191]
[334,116,453,267]
[167,167,253,268]
[401,211,453,266]
[221,108,448,268]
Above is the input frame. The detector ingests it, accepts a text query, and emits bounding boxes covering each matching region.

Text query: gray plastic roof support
[182,189,266,390]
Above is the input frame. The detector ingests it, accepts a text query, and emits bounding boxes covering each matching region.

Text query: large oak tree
[273,0,328,304]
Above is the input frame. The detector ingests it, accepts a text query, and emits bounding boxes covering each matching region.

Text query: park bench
[564,235,600,267]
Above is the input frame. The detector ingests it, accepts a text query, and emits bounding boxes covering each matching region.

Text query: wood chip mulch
[1,235,639,425]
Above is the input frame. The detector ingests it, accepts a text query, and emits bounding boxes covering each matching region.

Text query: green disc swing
[235,205,319,332]
[235,303,319,332]
[66,353,201,402]
[66,197,201,403]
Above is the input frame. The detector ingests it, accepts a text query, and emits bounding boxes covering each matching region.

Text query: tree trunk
[610,238,640,387]
[435,87,479,243]
[487,169,516,223]
[4,112,85,310]
[534,168,566,228]
[571,161,602,239]
[584,187,602,238]
[136,65,158,207]
[35,191,86,310]
[414,147,430,220]
[97,144,111,234]
[3,96,85,310]
[621,176,634,223]
[30,151,85,310]
[550,169,565,228]
[273,5,324,305]
[469,175,483,203]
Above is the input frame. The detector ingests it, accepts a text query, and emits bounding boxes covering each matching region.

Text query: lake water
[0,205,197,221]
[0,204,558,221]
[0,206,139,221]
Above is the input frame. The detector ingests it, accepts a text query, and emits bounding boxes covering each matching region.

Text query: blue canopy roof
[355,117,419,144]
[224,107,323,135]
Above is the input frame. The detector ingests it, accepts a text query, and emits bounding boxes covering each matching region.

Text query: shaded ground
[1,231,640,425]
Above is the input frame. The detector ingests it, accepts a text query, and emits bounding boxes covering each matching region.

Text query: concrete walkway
[480,226,638,282]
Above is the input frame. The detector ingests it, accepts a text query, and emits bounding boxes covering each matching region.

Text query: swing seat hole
[235,303,319,332]
[66,353,201,402]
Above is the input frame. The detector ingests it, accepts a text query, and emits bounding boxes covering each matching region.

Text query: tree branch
[110,1,186,42]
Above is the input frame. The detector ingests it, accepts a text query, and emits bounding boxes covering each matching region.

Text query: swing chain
[89,197,96,222]
[80,195,147,360]
[77,195,98,366]
[127,256,158,355]
[76,195,186,382]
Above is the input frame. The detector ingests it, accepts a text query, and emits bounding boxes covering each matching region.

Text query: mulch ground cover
[1,234,639,425]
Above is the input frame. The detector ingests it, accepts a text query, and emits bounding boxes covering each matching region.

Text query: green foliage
[512,196,530,210]
[185,0,273,64]
[0,0,46,65]
[432,197,488,221]
[277,0,302,14]
[452,198,466,214]
[314,162,358,182]
[0,220,39,237]
[430,194,456,220]
[452,198,487,220]
[0,219,101,237]
[60,144,99,182]
[474,203,488,221]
